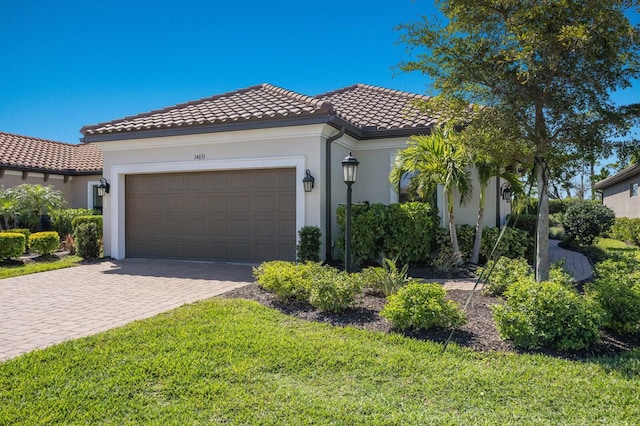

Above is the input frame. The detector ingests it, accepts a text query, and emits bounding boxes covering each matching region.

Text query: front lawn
[0,255,82,280]
[1,298,638,424]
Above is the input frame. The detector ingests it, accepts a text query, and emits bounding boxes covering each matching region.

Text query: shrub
[308,267,362,313]
[75,222,101,259]
[72,215,103,238]
[507,214,538,238]
[0,184,65,231]
[336,202,439,266]
[29,231,60,255]
[492,278,603,351]
[380,282,467,331]
[253,261,313,302]
[563,202,615,246]
[362,256,411,297]
[609,217,640,246]
[296,226,321,263]
[585,255,640,334]
[0,233,26,260]
[51,208,94,239]
[480,257,533,296]
[0,228,31,252]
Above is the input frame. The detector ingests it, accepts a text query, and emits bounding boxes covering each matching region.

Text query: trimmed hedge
[296,226,321,263]
[0,233,26,260]
[435,225,531,264]
[76,222,101,259]
[609,217,640,246]
[336,202,439,266]
[29,231,60,255]
[52,208,94,238]
[507,213,537,238]
[1,228,31,252]
[72,215,103,238]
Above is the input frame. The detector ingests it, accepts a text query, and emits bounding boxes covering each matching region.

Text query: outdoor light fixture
[303,169,315,193]
[501,183,513,203]
[342,152,359,272]
[97,177,110,196]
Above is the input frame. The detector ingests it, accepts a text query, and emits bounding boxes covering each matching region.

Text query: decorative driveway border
[0,259,253,362]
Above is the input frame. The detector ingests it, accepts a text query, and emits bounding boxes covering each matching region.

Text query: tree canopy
[398,0,640,280]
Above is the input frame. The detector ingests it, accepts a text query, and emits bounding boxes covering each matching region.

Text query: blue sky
[0,0,437,143]
[0,1,637,146]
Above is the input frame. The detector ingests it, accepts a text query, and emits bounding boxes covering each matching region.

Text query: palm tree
[469,158,522,265]
[391,126,472,266]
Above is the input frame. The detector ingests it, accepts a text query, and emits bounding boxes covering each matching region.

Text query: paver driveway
[0,259,253,362]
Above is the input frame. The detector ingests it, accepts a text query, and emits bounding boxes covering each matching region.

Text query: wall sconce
[501,183,513,203]
[303,169,315,193]
[97,177,110,196]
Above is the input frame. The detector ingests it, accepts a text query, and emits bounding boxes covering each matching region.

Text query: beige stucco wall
[602,176,640,218]
[0,171,101,209]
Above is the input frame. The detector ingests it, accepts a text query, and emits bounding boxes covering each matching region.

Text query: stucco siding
[602,175,640,218]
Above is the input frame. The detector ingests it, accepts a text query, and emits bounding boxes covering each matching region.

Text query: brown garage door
[125,169,296,262]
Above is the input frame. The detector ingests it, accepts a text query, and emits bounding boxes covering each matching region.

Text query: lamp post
[342,152,359,272]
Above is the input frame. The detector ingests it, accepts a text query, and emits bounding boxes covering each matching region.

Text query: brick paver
[0,259,253,362]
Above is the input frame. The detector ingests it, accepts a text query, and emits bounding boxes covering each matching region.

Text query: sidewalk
[441,239,593,290]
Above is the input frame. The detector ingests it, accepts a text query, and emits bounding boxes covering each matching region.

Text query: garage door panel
[126,169,295,262]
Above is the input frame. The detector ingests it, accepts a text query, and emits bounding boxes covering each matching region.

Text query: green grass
[1,299,639,424]
[595,237,640,253]
[0,255,82,280]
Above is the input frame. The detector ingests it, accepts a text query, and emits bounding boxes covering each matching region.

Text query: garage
[125,168,296,262]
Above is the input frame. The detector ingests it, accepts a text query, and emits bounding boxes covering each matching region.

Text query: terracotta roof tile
[82,84,334,136]
[315,84,439,132]
[0,132,102,174]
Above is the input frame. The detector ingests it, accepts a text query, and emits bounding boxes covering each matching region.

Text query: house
[594,163,640,218]
[80,83,512,263]
[0,132,103,211]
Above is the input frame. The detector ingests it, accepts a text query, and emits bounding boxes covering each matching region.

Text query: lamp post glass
[342,152,359,272]
[303,169,315,193]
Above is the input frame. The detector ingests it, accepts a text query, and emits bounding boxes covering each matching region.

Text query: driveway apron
[0,259,253,362]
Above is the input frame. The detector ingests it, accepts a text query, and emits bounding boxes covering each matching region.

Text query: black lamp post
[342,152,359,272]
[302,169,315,193]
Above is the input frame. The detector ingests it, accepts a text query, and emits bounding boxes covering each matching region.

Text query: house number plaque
[194,154,206,160]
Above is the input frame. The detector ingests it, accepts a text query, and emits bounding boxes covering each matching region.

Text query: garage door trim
[105,156,307,260]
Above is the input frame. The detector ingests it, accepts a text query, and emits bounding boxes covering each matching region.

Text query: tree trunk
[470,183,487,265]
[448,192,463,266]
[535,160,550,282]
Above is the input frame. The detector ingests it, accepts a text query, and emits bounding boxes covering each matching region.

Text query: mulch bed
[222,280,640,360]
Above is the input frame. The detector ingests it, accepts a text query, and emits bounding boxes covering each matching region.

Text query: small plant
[492,277,603,351]
[253,261,313,301]
[364,256,411,297]
[296,226,321,263]
[64,234,76,255]
[75,222,101,259]
[480,257,533,296]
[0,233,26,260]
[51,208,94,239]
[380,282,467,331]
[29,231,60,256]
[308,267,362,313]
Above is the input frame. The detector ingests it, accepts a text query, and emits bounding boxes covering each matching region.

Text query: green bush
[380,282,467,331]
[296,226,321,263]
[507,214,538,238]
[492,277,603,351]
[563,202,615,246]
[75,222,101,259]
[361,256,411,297]
[480,257,533,296]
[253,261,313,302]
[435,225,531,264]
[52,208,94,238]
[336,202,439,266]
[1,228,31,252]
[585,255,640,334]
[72,215,103,239]
[609,217,640,246]
[29,231,60,255]
[308,267,362,313]
[0,233,26,260]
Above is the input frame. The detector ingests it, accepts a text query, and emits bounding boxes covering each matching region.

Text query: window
[631,182,639,197]
[87,181,103,213]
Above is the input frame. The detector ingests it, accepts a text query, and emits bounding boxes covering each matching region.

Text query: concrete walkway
[0,259,254,362]
[441,239,593,290]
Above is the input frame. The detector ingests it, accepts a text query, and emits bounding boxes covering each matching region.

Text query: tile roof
[315,84,438,132]
[82,84,333,136]
[0,132,102,174]
[81,83,440,141]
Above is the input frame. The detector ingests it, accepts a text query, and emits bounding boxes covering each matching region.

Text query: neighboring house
[594,163,640,218]
[0,132,103,212]
[81,83,512,263]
